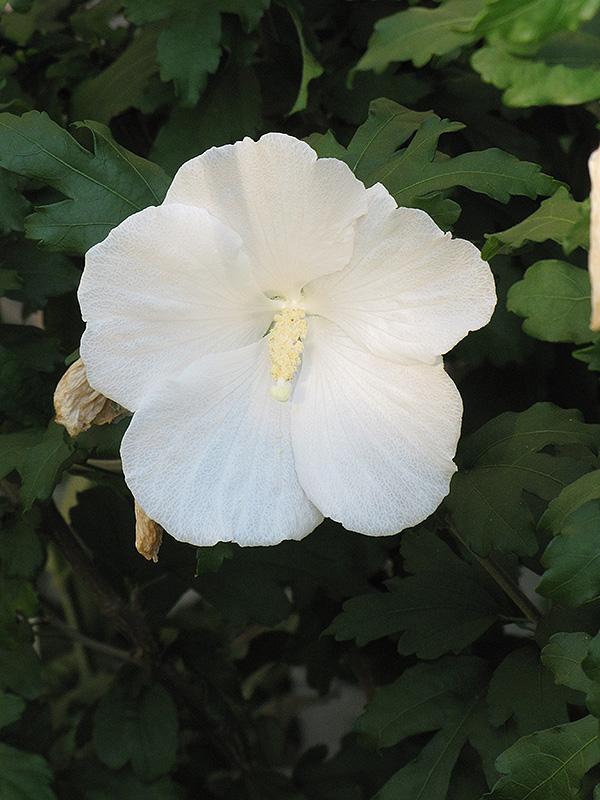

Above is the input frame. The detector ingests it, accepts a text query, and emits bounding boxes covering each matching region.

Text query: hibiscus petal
[120,341,323,546]
[79,203,274,410]
[304,184,496,364]
[291,318,462,536]
[164,133,369,298]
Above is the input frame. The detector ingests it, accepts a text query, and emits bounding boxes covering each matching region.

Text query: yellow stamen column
[268,307,308,401]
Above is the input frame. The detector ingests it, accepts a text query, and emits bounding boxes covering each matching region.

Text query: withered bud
[135,503,163,562]
[589,147,600,331]
[54,358,123,437]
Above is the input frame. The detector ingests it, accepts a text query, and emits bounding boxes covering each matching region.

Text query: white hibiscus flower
[78,133,496,546]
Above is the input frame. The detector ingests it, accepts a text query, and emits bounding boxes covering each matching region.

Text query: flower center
[268,306,308,402]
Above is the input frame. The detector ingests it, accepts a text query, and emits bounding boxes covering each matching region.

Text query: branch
[448,524,542,625]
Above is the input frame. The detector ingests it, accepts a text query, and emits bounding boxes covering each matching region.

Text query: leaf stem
[448,524,542,625]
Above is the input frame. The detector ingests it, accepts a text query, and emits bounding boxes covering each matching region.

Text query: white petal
[291,318,462,536]
[79,203,274,411]
[304,184,496,364]
[164,133,369,297]
[120,341,323,547]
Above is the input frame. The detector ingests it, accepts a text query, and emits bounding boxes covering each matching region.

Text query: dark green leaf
[0,112,170,253]
[71,29,159,124]
[485,716,600,799]
[0,691,25,730]
[507,260,592,344]
[327,529,501,658]
[157,0,222,107]
[355,656,487,748]
[447,403,599,556]
[0,742,56,800]
[487,646,570,735]
[93,680,178,780]
[20,423,74,509]
[542,632,593,693]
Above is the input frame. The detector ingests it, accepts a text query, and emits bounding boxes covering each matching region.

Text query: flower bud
[54,358,123,437]
[134,503,163,562]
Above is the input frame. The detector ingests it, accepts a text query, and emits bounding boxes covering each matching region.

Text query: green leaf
[483,187,589,259]
[0,429,45,481]
[0,742,56,800]
[71,28,159,124]
[72,763,183,800]
[195,542,235,575]
[447,403,598,556]
[0,512,44,578]
[485,716,600,799]
[0,169,28,234]
[0,269,21,292]
[157,0,222,107]
[93,680,178,781]
[542,632,594,693]
[282,0,324,114]
[539,469,600,535]
[538,501,600,607]
[353,0,481,74]
[219,0,270,32]
[0,625,42,699]
[123,0,170,24]
[309,100,557,228]
[472,44,600,107]
[20,423,74,510]
[355,656,487,748]
[0,691,25,730]
[369,115,559,208]
[487,646,570,736]
[327,529,501,658]
[507,260,592,344]
[0,112,170,254]
[2,239,79,309]
[151,47,262,174]
[373,695,482,800]
[471,0,600,48]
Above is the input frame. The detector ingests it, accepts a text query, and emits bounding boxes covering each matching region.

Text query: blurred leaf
[507,260,592,344]
[471,0,600,48]
[93,680,178,781]
[472,44,600,107]
[0,742,56,800]
[71,761,183,800]
[355,656,487,748]
[0,511,44,578]
[152,46,262,174]
[485,716,600,798]
[483,187,589,259]
[487,646,570,736]
[0,169,28,234]
[282,0,324,114]
[71,28,159,124]
[157,0,222,107]
[0,112,170,254]
[542,632,593,692]
[0,624,42,699]
[353,0,481,74]
[195,542,235,575]
[2,239,79,309]
[373,695,482,800]
[123,0,171,24]
[0,691,25,729]
[20,423,74,509]
[447,403,598,556]
[219,0,271,32]
[327,529,501,658]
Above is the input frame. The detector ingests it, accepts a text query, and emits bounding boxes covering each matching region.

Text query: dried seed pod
[54,358,123,437]
[134,503,163,562]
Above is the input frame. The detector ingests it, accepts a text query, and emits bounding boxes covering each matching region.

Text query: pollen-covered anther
[268,307,308,401]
